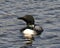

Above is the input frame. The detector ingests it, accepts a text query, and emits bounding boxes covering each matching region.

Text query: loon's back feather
[34,26,43,35]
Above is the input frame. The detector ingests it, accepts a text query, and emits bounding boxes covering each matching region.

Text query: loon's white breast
[23,29,36,39]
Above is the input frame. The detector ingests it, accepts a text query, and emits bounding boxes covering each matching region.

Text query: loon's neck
[27,24,35,28]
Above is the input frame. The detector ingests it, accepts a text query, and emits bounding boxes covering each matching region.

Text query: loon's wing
[34,26,43,35]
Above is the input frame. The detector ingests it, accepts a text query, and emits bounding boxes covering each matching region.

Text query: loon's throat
[27,25,35,28]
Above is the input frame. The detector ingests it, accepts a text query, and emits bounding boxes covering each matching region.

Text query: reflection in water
[20,45,36,48]
[20,39,35,48]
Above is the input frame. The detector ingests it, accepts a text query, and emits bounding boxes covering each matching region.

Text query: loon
[17,15,43,45]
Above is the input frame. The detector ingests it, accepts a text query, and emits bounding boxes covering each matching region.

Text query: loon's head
[18,15,35,27]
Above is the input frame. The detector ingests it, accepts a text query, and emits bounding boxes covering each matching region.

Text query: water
[0,0,60,48]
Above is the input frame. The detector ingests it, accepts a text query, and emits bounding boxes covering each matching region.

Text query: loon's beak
[17,17,23,19]
[17,17,26,21]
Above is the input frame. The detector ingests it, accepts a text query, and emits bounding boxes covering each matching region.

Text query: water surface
[0,0,60,48]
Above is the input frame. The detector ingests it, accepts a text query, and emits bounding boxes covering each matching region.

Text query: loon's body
[17,15,43,45]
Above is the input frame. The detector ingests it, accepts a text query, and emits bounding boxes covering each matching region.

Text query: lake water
[0,0,60,48]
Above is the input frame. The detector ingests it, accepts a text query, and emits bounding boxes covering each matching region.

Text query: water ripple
[0,0,60,48]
